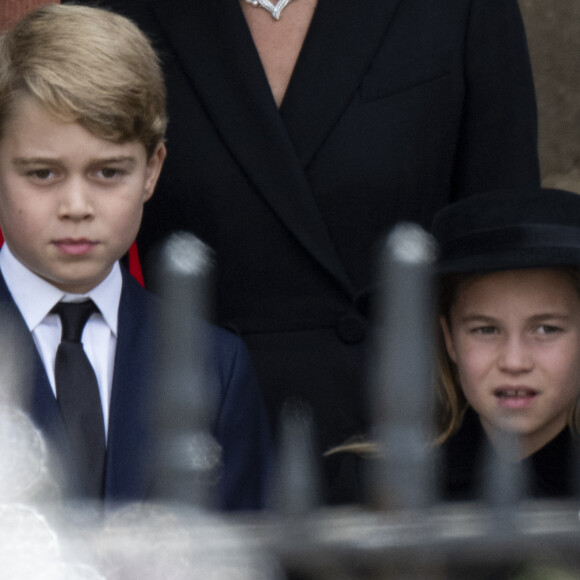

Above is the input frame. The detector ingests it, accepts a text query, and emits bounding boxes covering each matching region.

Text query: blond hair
[0,4,166,156]
[436,268,580,444]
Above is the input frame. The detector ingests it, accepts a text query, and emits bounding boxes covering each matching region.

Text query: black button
[335,314,367,344]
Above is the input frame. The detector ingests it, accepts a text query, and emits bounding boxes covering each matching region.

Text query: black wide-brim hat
[431,188,580,275]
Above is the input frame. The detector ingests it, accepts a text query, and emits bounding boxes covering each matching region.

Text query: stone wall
[519,0,580,193]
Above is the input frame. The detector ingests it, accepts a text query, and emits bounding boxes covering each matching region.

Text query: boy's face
[0,94,166,293]
[440,268,580,459]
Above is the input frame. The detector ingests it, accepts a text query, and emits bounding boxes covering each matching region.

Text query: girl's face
[440,268,580,458]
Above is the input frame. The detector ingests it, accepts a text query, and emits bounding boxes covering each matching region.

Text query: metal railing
[1,226,579,579]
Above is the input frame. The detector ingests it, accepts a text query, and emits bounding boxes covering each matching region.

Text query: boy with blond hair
[0,4,273,509]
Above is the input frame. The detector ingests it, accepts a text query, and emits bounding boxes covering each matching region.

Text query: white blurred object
[0,407,60,502]
[0,504,57,579]
[95,503,282,580]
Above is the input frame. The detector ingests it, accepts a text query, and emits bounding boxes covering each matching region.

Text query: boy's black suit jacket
[0,268,274,510]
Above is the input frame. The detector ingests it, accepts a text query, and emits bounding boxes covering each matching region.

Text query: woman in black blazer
[68,0,540,501]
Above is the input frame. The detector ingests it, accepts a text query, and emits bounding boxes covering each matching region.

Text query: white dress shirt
[0,244,121,439]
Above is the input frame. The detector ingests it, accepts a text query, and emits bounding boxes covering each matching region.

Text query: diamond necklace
[243,0,293,21]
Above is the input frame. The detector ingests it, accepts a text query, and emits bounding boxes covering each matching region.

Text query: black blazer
[325,409,576,505]
[70,0,540,496]
[441,409,576,501]
[0,268,274,510]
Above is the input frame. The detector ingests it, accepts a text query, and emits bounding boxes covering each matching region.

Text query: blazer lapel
[105,271,158,502]
[0,274,70,479]
[281,0,404,166]
[152,0,359,294]
[0,275,60,422]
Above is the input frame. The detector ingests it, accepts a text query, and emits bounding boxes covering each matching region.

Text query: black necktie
[52,300,106,498]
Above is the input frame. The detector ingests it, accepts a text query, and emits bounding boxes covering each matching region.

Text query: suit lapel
[152,0,395,295]
[105,270,158,502]
[0,275,62,431]
[281,0,404,166]
[0,274,71,483]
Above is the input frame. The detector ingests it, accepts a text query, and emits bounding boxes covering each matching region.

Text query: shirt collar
[0,244,121,336]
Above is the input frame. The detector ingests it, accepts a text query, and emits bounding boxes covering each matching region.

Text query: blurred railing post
[151,232,221,509]
[367,223,438,511]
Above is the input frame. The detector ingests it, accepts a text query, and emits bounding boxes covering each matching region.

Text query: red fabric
[128,241,145,287]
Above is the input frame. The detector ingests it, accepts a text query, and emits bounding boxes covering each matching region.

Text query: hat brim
[437,247,580,275]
